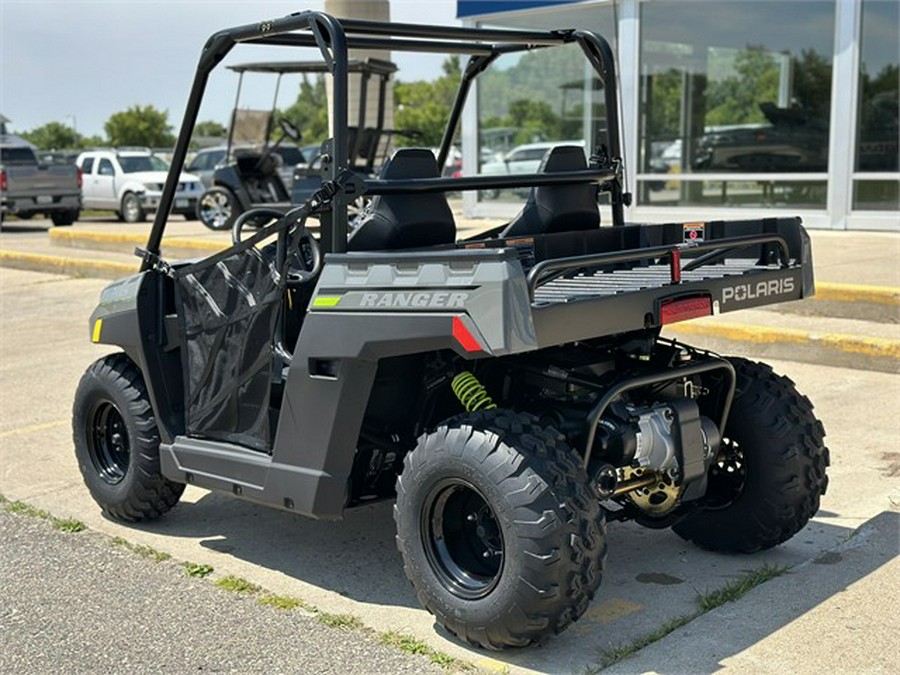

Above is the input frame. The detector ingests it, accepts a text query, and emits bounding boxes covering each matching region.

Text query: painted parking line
[0,419,69,440]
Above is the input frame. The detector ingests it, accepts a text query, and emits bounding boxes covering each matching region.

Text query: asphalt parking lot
[0,217,898,673]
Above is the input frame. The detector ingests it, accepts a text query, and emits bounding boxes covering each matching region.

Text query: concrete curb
[0,249,136,279]
[816,281,899,306]
[48,228,224,259]
[667,319,900,373]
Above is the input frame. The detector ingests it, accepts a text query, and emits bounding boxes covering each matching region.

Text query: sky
[0,0,460,138]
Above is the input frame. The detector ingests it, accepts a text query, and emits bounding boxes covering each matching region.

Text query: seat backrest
[348,148,456,251]
[500,145,600,237]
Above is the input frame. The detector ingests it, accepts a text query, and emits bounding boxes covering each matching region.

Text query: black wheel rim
[87,400,130,485]
[422,479,504,600]
[704,436,746,509]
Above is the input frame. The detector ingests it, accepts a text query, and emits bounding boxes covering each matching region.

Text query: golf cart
[196,58,397,230]
[75,12,828,649]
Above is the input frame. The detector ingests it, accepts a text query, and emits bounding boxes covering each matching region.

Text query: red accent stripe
[452,316,482,353]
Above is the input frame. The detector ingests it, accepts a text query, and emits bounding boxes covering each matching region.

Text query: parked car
[480,140,586,197]
[1,136,81,229]
[76,148,203,222]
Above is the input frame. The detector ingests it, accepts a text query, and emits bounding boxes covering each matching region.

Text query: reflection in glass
[639,179,827,209]
[856,0,898,173]
[640,1,835,180]
[477,7,616,202]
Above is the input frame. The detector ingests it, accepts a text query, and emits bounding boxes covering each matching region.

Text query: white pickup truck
[0,137,82,229]
[76,149,203,223]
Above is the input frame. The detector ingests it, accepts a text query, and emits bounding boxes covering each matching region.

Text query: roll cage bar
[141,11,626,271]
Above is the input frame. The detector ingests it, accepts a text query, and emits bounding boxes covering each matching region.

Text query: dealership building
[455,0,898,231]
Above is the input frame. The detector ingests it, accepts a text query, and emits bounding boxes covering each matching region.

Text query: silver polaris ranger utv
[73,11,828,649]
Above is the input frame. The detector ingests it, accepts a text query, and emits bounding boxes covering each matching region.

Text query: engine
[590,399,721,515]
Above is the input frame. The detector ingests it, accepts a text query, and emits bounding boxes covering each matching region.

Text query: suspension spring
[451,371,497,412]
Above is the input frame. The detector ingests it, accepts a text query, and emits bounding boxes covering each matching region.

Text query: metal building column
[826,0,862,230]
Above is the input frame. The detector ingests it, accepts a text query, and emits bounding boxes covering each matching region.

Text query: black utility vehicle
[73,12,829,649]
[195,58,397,231]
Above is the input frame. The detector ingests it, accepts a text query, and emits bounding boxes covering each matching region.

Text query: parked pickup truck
[76,149,204,223]
[0,137,82,229]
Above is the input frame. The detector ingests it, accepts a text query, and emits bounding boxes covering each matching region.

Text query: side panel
[89,271,185,444]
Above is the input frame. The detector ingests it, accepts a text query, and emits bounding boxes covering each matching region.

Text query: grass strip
[594,563,789,670]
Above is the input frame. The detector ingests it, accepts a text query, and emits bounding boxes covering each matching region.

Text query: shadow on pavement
[127,486,866,673]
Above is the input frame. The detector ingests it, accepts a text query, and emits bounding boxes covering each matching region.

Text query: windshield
[119,155,169,173]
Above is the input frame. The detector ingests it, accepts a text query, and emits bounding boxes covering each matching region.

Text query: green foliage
[378,631,473,670]
[53,518,86,533]
[696,563,788,611]
[183,562,214,578]
[18,121,80,150]
[706,47,779,126]
[194,120,227,138]
[316,612,364,630]
[104,104,175,148]
[214,575,261,594]
[5,500,50,519]
[280,75,329,145]
[110,536,172,562]
[258,594,309,611]
[395,56,462,147]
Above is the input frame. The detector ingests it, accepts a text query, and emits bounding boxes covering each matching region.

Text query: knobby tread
[73,353,184,522]
[673,357,829,553]
[394,409,606,650]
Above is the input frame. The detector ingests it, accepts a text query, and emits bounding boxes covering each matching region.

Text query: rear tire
[51,209,79,226]
[73,353,184,522]
[121,193,145,223]
[395,410,605,649]
[672,358,829,552]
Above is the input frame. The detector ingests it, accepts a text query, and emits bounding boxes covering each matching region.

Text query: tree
[194,120,226,138]
[19,121,79,150]
[280,75,329,145]
[104,105,175,148]
[394,56,462,147]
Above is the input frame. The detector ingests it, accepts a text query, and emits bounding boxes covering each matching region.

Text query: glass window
[118,155,169,172]
[853,0,899,211]
[0,146,37,164]
[80,157,94,174]
[638,1,835,207]
[476,5,617,202]
[98,159,114,176]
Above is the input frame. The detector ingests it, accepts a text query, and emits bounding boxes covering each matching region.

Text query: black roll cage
[141,11,626,271]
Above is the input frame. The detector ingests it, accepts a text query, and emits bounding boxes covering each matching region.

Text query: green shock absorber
[451,371,497,412]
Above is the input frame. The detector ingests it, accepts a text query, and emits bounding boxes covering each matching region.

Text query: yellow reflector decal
[312,296,342,308]
[91,318,103,343]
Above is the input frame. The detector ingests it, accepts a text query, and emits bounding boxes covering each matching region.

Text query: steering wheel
[231,207,322,287]
[278,118,301,141]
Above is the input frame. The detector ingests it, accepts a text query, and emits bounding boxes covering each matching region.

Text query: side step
[160,436,346,520]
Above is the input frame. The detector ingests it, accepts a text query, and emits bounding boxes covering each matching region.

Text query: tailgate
[514,218,813,346]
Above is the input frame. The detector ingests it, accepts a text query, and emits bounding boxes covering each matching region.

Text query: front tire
[672,358,829,552]
[395,410,606,649]
[120,193,145,223]
[197,186,238,231]
[73,353,184,521]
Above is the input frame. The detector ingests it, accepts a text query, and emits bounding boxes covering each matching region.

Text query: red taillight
[660,296,712,325]
[0,169,7,192]
[452,316,482,353]
[76,166,83,189]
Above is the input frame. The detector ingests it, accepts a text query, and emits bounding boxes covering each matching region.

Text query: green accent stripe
[312,295,342,308]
